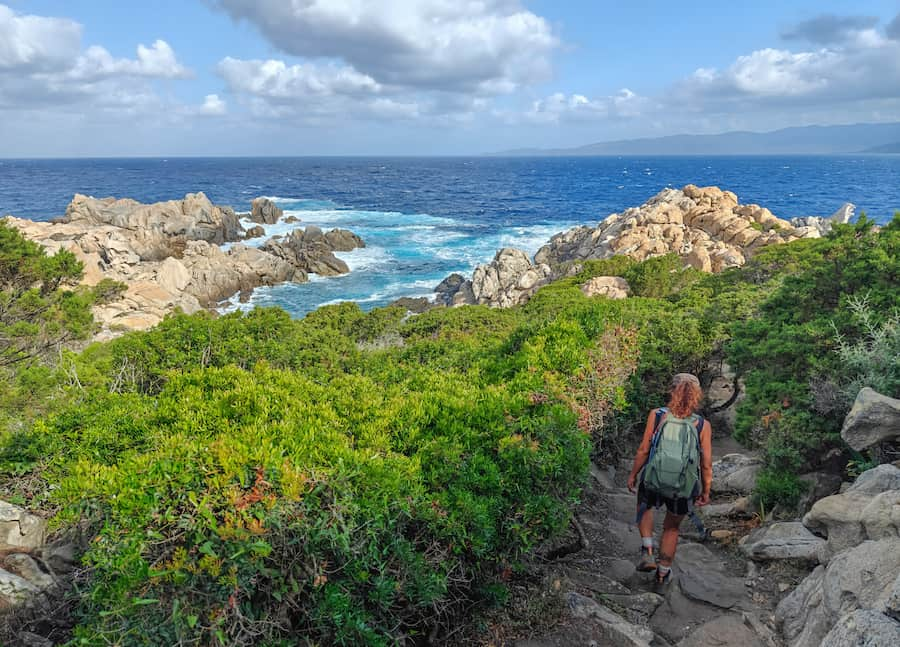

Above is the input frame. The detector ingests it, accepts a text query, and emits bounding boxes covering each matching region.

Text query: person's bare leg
[637,505,656,570]
[638,506,654,539]
[658,512,684,567]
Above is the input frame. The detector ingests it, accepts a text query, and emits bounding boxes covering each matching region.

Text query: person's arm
[627,409,659,493]
[696,419,713,505]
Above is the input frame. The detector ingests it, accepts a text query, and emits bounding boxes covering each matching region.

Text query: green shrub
[32,363,587,646]
[754,468,808,511]
[730,217,900,474]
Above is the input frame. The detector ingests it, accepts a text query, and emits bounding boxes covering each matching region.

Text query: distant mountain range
[861,141,900,154]
[492,122,900,156]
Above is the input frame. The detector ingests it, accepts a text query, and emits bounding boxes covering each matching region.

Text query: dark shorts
[638,483,690,516]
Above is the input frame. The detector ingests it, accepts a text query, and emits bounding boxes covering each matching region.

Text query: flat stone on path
[676,614,767,647]
[604,592,665,617]
[561,567,631,595]
[675,543,746,609]
[567,592,656,647]
[607,558,637,582]
[650,584,723,644]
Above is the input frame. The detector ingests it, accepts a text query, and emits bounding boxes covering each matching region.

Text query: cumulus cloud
[526,89,645,124]
[218,57,380,101]
[66,40,190,82]
[196,94,226,116]
[0,4,80,71]
[0,3,191,117]
[522,12,900,136]
[672,17,900,110]
[218,55,425,122]
[211,0,557,94]
[781,14,879,45]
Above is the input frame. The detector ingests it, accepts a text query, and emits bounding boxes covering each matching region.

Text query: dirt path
[479,452,788,647]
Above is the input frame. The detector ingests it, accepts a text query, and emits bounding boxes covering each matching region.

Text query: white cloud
[218,55,425,123]
[525,89,645,124]
[66,40,190,81]
[0,4,192,118]
[0,4,80,70]
[672,21,900,109]
[211,0,557,94]
[218,57,380,101]
[516,12,900,136]
[197,94,226,116]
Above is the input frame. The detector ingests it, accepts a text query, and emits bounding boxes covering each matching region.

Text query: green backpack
[641,408,704,500]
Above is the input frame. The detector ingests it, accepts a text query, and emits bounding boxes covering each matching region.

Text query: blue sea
[1,156,898,317]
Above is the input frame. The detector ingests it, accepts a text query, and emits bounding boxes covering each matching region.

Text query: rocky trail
[499,438,784,647]
[480,403,900,647]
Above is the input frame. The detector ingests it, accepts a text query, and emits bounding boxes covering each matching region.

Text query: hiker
[626,373,712,583]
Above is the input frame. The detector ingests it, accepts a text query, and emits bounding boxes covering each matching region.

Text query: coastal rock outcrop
[580,276,630,299]
[261,226,365,277]
[435,185,836,309]
[435,249,552,308]
[250,197,283,225]
[534,184,820,273]
[4,194,364,339]
[62,192,244,257]
[790,203,855,238]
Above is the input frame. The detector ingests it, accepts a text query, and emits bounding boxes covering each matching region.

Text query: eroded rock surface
[841,387,900,451]
[4,194,364,339]
[436,184,832,309]
[740,522,826,563]
[0,500,77,616]
[0,502,46,553]
[250,197,283,225]
[776,538,900,647]
[802,464,900,557]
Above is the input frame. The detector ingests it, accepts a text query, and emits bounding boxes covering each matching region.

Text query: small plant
[754,468,809,511]
[845,450,879,480]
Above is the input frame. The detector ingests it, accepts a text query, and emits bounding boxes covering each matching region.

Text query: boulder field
[436,184,854,308]
[3,195,363,340]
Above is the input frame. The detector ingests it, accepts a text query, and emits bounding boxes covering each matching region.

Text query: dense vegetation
[0,215,898,644]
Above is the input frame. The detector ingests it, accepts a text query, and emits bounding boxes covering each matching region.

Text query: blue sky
[2,0,899,156]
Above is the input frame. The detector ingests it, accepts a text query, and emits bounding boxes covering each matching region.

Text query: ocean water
[1,156,898,317]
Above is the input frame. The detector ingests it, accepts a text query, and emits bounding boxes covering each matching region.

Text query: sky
[1,0,899,156]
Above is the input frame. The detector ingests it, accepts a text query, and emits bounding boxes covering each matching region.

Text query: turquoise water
[1,156,898,316]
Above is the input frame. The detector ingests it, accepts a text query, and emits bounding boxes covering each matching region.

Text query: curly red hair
[667,380,702,418]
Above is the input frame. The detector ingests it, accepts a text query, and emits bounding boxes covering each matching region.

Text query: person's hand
[627,474,637,493]
[694,492,710,507]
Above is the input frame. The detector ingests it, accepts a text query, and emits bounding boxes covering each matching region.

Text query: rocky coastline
[3,184,856,340]
[435,184,854,309]
[2,194,364,340]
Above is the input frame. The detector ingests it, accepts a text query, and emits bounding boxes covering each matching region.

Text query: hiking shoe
[637,547,657,572]
[654,567,672,585]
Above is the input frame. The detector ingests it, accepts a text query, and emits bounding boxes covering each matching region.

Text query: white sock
[641,537,654,550]
[657,564,671,575]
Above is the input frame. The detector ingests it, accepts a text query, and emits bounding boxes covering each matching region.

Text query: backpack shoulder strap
[638,408,668,484]
[653,407,668,434]
[693,414,705,448]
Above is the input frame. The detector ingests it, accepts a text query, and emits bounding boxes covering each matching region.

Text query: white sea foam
[333,246,392,272]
